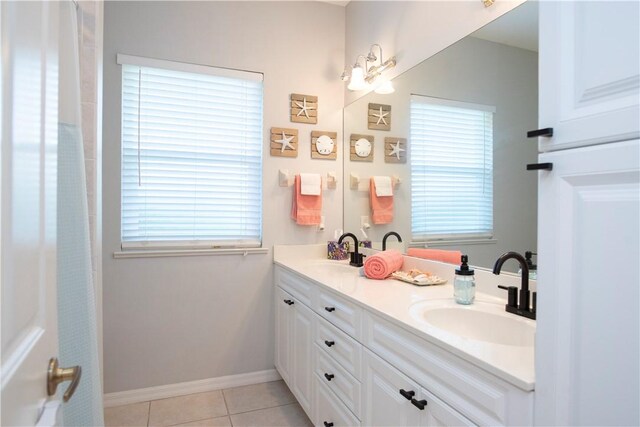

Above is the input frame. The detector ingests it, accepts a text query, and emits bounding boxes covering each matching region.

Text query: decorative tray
[391,270,447,286]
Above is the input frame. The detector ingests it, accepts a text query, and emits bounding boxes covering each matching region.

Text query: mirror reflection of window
[410,95,494,243]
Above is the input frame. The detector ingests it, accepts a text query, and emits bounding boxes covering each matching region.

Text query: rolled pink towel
[363,250,404,280]
[407,248,462,265]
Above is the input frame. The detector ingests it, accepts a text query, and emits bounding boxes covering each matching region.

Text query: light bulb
[347,65,367,91]
[374,80,395,94]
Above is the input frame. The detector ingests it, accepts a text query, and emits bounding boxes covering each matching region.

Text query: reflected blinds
[120,56,263,248]
[410,95,494,241]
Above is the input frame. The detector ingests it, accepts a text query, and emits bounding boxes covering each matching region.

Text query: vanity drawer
[315,375,360,427]
[275,267,316,308]
[362,311,533,426]
[314,343,361,419]
[314,315,362,379]
[316,289,362,340]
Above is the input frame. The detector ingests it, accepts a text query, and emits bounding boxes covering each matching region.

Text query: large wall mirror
[343,2,539,270]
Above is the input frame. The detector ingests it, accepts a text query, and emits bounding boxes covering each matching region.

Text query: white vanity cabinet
[274,266,534,427]
[538,1,639,152]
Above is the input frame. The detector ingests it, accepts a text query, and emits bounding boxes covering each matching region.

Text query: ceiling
[471,1,539,52]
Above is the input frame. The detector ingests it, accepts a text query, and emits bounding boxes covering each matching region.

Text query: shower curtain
[57,1,105,425]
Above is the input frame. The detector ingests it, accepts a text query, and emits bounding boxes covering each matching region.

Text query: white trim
[410,94,496,113]
[113,247,269,259]
[116,53,264,82]
[103,369,281,407]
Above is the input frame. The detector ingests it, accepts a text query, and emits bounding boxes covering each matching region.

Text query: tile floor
[104,381,313,427]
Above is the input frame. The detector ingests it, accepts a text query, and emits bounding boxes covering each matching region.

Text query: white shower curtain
[57,1,104,425]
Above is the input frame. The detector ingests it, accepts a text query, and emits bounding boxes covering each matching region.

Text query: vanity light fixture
[348,56,368,91]
[483,0,495,7]
[342,44,396,92]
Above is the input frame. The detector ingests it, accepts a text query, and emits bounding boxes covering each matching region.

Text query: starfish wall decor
[291,93,318,124]
[368,103,391,131]
[270,127,298,157]
[384,137,407,164]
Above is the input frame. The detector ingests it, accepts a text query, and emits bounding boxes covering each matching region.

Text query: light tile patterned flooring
[104,381,313,427]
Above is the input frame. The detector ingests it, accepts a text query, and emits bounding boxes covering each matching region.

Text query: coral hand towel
[291,175,322,225]
[364,250,404,280]
[407,248,462,265]
[370,178,394,224]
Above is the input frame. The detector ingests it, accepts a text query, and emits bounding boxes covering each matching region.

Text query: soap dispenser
[454,255,475,305]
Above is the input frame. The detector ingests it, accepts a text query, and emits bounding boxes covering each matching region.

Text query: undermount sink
[409,299,535,347]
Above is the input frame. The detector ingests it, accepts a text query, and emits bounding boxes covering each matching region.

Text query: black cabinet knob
[324,373,335,381]
[283,299,294,305]
[324,306,336,312]
[324,340,335,347]
[411,398,428,410]
[527,162,553,171]
[527,127,553,138]
[399,389,415,400]
[323,422,334,427]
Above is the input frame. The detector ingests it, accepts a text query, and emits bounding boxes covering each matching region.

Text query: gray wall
[102,1,345,393]
[343,36,538,270]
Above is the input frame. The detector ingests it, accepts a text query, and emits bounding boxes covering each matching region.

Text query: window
[118,55,263,249]
[410,95,494,242]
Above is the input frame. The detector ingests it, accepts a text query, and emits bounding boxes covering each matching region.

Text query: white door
[292,299,314,414]
[419,387,474,427]
[1,1,61,426]
[275,287,293,383]
[538,1,640,152]
[535,140,640,426]
[361,349,422,427]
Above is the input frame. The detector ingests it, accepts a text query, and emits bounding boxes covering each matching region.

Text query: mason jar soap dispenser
[454,255,475,305]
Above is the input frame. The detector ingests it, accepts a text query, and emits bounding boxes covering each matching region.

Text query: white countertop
[273,244,535,391]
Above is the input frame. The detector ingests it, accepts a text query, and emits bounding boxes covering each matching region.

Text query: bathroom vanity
[274,245,535,427]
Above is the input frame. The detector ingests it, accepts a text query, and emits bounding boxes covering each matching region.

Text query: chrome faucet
[339,233,365,267]
[382,231,402,251]
[492,251,536,320]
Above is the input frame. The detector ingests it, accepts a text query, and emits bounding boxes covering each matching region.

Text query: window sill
[113,247,269,259]
[410,238,497,248]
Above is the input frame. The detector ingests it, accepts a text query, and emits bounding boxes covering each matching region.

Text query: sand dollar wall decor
[350,134,374,162]
[311,131,337,160]
[290,93,318,124]
[270,127,298,157]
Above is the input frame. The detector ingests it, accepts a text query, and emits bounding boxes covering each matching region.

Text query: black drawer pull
[324,340,335,347]
[399,389,415,400]
[324,306,336,312]
[411,398,428,410]
[527,127,553,138]
[283,299,294,305]
[324,422,334,427]
[526,162,553,171]
[324,373,335,381]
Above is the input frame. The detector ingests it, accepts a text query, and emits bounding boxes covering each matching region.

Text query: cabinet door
[535,140,640,426]
[292,300,315,414]
[361,349,422,427]
[315,376,360,427]
[420,387,474,427]
[275,287,293,383]
[538,1,639,152]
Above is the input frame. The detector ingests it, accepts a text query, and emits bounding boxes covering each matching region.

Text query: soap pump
[454,255,475,305]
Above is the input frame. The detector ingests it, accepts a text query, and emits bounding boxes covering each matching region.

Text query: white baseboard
[103,369,281,408]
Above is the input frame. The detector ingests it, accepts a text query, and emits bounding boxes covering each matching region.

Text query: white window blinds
[410,95,494,241]
[119,55,263,248]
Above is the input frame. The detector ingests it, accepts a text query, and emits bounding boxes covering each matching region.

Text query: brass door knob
[47,357,82,402]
